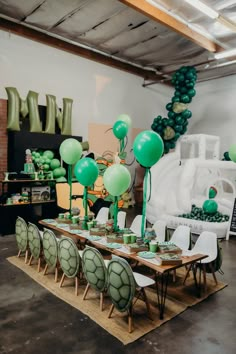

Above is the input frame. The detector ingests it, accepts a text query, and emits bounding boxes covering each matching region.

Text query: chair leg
[202,264,207,292]
[141,288,153,321]
[108,304,115,318]
[43,264,48,275]
[209,262,218,285]
[37,258,41,273]
[128,305,133,333]
[25,249,29,264]
[28,254,33,266]
[82,283,90,300]
[173,269,176,283]
[100,292,104,311]
[55,266,58,283]
[75,276,79,296]
[59,273,66,288]
[17,250,21,258]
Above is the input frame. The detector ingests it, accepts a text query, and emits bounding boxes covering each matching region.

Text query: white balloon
[117,114,132,128]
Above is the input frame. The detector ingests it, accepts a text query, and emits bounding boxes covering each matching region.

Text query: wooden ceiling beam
[0,17,163,81]
[119,0,223,53]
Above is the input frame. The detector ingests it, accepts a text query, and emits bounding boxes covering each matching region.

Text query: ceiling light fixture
[215,48,236,59]
[184,0,219,19]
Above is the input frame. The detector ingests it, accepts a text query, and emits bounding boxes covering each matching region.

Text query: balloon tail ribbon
[83,186,88,229]
[113,196,118,231]
[141,168,149,240]
[147,169,152,202]
[68,164,72,219]
[120,139,124,154]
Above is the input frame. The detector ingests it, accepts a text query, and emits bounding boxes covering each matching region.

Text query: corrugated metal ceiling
[0,0,236,84]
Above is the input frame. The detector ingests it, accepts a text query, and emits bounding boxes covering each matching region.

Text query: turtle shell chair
[82,246,108,311]
[58,237,81,296]
[27,222,43,272]
[183,231,218,291]
[42,228,60,282]
[107,256,155,333]
[15,216,29,263]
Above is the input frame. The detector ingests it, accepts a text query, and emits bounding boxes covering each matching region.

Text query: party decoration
[117,114,132,128]
[179,204,229,223]
[229,144,236,162]
[112,120,128,140]
[222,151,231,161]
[50,158,61,170]
[151,66,197,154]
[74,158,99,186]
[203,199,218,214]
[133,130,164,168]
[59,138,82,165]
[43,150,54,160]
[209,186,217,199]
[5,87,73,135]
[103,164,131,197]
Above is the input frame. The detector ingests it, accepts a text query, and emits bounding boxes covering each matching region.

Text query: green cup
[123,234,131,244]
[87,221,93,230]
[58,213,64,219]
[130,234,137,244]
[65,214,71,220]
[72,216,78,224]
[149,242,158,253]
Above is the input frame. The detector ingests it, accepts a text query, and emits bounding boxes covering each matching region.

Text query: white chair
[130,215,145,237]
[95,207,109,224]
[183,231,218,290]
[170,225,191,251]
[152,220,166,242]
[117,211,126,229]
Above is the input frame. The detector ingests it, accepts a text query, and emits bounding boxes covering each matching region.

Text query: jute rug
[7,256,227,345]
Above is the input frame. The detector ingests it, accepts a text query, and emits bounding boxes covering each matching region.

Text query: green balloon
[203,200,218,214]
[180,95,191,103]
[74,158,99,186]
[103,164,131,196]
[229,144,236,162]
[117,114,132,128]
[112,120,128,140]
[50,158,61,170]
[133,130,164,167]
[209,187,217,199]
[59,138,82,165]
[43,150,54,160]
[181,110,192,119]
[53,167,64,178]
[188,89,196,97]
[43,164,50,171]
[166,103,173,111]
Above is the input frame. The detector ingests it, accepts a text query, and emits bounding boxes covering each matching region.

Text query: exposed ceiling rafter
[118,0,224,53]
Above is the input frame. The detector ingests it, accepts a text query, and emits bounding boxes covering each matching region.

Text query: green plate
[138,251,156,259]
[43,219,57,224]
[87,235,101,241]
[106,243,122,249]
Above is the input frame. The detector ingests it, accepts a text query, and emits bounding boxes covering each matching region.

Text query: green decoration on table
[151,66,197,154]
[133,131,164,239]
[59,138,82,165]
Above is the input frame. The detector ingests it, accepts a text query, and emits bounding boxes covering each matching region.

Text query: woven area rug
[7,256,227,345]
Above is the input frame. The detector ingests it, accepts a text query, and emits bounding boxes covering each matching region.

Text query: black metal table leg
[155,272,169,320]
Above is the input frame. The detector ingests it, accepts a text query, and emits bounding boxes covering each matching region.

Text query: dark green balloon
[181,110,192,119]
[188,89,196,97]
[180,95,191,103]
[172,96,180,103]
[168,111,176,119]
[203,199,218,214]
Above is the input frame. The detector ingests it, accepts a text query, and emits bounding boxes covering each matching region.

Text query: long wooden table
[39,219,207,319]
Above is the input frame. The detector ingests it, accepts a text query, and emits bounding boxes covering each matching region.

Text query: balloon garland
[151,66,197,154]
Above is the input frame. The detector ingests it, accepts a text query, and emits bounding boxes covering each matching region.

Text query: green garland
[151,66,197,154]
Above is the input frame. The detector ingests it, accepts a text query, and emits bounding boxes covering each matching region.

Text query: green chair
[15,216,29,263]
[27,222,42,272]
[42,229,59,282]
[82,246,108,311]
[107,256,155,333]
[58,237,81,295]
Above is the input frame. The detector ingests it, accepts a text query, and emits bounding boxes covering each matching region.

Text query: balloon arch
[151,66,197,154]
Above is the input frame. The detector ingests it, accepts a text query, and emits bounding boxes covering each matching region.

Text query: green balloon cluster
[151,66,197,154]
[32,149,66,182]
[179,205,229,223]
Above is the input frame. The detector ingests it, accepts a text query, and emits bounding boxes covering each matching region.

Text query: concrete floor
[0,215,236,354]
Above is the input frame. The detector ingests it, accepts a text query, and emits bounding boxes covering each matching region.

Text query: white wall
[0,30,171,141]
[188,75,236,156]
